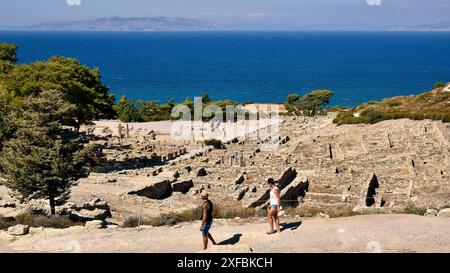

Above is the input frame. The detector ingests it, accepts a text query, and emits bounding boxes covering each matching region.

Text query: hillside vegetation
[333,84,450,125]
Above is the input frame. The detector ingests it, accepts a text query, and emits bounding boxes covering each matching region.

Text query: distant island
[27,17,219,31]
[2,17,450,32]
[389,20,450,32]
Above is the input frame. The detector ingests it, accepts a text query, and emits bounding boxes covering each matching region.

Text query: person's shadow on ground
[218,234,242,245]
[217,222,302,245]
[280,221,302,232]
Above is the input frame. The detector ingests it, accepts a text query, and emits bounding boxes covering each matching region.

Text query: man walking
[200,191,217,250]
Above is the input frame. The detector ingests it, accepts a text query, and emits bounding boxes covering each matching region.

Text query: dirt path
[1,214,449,253]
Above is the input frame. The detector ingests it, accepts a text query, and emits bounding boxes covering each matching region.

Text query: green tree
[0,85,15,150]
[0,60,14,74]
[138,99,160,121]
[0,43,18,63]
[114,96,141,122]
[156,98,175,121]
[296,90,335,116]
[182,97,195,118]
[287,93,300,104]
[202,93,212,104]
[0,90,90,215]
[433,82,446,89]
[1,56,115,131]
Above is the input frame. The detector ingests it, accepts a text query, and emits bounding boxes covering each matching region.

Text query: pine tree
[0,85,15,150]
[1,56,115,131]
[114,96,141,122]
[295,90,335,116]
[0,43,18,63]
[0,90,90,215]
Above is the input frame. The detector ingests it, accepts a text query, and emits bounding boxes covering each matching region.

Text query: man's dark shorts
[201,221,213,237]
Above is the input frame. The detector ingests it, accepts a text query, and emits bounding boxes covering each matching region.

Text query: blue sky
[1,0,449,29]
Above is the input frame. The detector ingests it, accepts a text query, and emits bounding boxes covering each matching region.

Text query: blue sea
[1,31,450,106]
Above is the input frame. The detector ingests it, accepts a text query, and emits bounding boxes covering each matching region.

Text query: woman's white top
[269,186,279,206]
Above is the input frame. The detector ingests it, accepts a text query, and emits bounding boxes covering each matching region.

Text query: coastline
[2,31,450,107]
[1,25,450,255]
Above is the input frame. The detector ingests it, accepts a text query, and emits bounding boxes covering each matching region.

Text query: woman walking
[266,178,281,235]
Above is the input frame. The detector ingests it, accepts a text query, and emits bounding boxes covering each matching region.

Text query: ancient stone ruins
[1,115,450,224]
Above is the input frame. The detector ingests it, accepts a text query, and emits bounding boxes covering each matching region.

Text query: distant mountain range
[2,17,450,32]
[26,17,219,31]
[389,21,450,31]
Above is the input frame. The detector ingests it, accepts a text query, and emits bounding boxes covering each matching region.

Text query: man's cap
[201,191,209,198]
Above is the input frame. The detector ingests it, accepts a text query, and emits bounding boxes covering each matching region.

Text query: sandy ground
[94,120,175,135]
[1,214,449,253]
[93,118,282,142]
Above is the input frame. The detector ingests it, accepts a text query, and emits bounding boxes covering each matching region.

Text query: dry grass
[138,204,390,227]
[0,215,15,230]
[397,203,427,216]
[284,204,386,218]
[213,205,266,219]
[309,184,340,194]
[395,202,450,216]
[122,205,267,227]
[121,203,399,228]
[121,201,442,228]
[0,212,80,230]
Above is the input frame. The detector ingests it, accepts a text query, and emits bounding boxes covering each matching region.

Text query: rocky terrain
[1,114,450,252]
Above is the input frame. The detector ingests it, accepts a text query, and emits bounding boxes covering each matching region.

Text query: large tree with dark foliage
[0,84,15,150]
[0,44,113,215]
[0,90,91,215]
[0,55,115,131]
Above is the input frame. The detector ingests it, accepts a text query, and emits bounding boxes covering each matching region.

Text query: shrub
[409,112,425,120]
[384,112,405,120]
[361,109,385,124]
[122,216,140,228]
[284,103,297,114]
[155,209,202,226]
[283,205,386,218]
[415,92,432,102]
[333,111,354,125]
[0,213,78,230]
[14,213,77,228]
[402,203,427,216]
[213,205,266,219]
[284,205,323,217]
[433,92,450,103]
[442,114,450,123]
[433,81,446,89]
[0,215,15,230]
[387,101,402,107]
[122,207,203,227]
[204,139,225,149]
